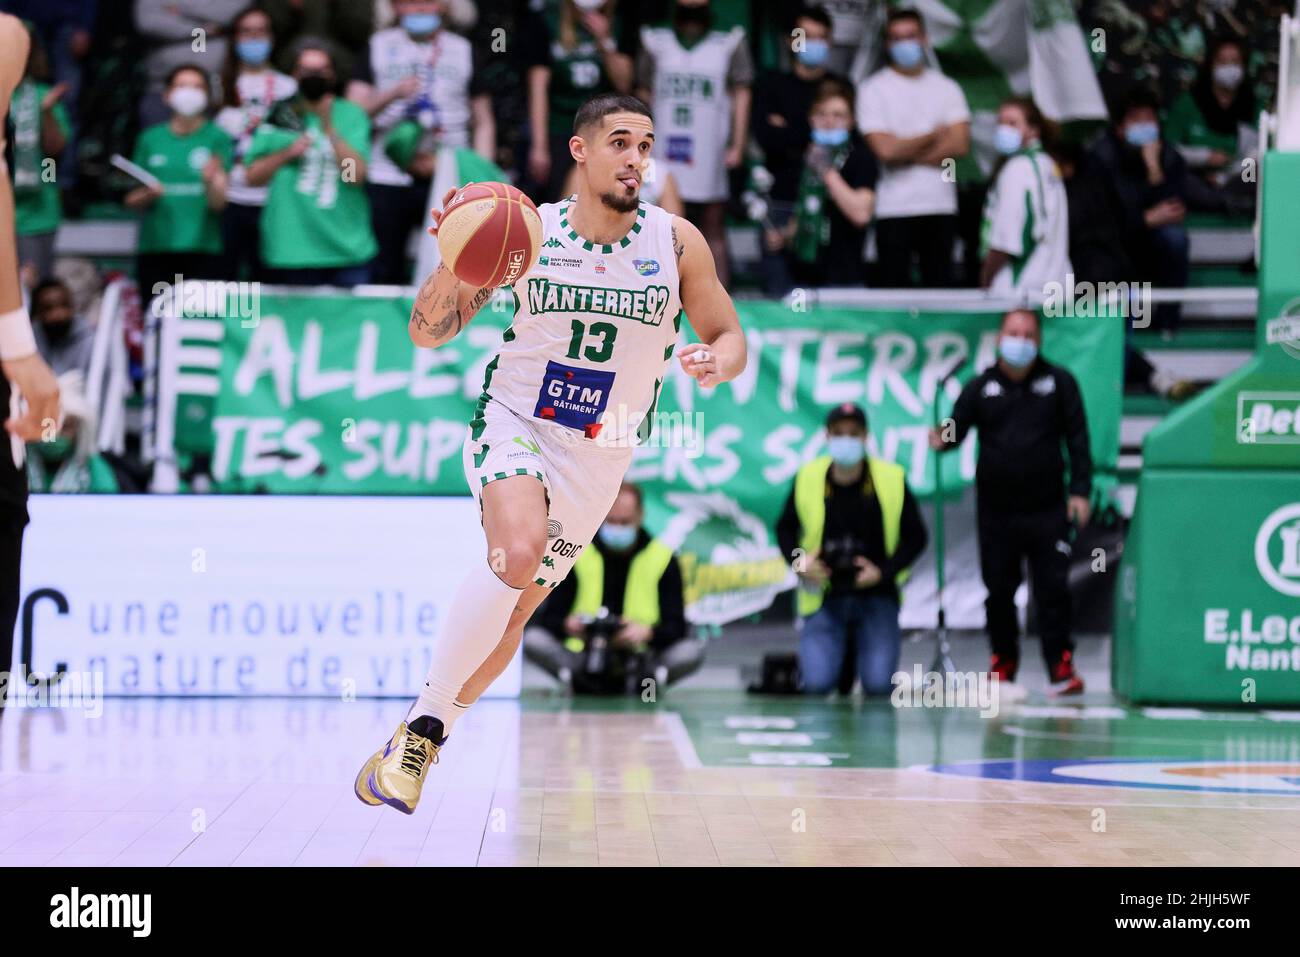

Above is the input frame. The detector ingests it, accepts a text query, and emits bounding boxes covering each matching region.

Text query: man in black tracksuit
[929,309,1092,694]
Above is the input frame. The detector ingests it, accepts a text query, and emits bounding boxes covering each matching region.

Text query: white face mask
[168,86,208,117]
[1212,63,1243,91]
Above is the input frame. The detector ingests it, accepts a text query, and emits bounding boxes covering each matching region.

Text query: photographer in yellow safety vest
[776,403,928,695]
[525,482,700,692]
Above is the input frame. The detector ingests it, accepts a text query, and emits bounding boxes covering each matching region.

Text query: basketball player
[356,92,745,813]
[0,14,64,709]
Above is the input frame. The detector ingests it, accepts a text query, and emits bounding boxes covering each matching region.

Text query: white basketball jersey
[641,26,744,203]
[476,198,682,450]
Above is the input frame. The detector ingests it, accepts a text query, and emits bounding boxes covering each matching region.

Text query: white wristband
[0,307,38,360]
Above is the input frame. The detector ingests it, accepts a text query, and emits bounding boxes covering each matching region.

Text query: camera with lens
[819,533,866,590]
[571,608,648,695]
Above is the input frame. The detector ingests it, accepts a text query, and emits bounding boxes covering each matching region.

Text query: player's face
[578,112,655,214]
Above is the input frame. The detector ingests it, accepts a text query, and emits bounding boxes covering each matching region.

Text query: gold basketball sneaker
[354,716,445,814]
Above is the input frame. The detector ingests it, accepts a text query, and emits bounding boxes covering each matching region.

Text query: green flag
[411,147,510,285]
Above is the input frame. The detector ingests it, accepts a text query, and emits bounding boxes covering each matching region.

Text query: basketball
[436,181,543,288]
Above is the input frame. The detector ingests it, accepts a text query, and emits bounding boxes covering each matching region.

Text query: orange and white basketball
[436,182,543,289]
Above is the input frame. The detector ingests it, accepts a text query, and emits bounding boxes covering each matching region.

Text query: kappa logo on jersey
[594,258,607,275]
[534,360,615,432]
[633,258,660,276]
[542,237,564,248]
[526,278,672,327]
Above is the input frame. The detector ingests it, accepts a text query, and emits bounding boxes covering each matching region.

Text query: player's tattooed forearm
[437,309,461,338]
[418,271,438,301]
[412,307,458,338]
[672,223,684,261]
[467,286,493,316]
[411,295,461,339]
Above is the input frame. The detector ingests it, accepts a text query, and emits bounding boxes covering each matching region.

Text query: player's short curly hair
[574,93,653,136]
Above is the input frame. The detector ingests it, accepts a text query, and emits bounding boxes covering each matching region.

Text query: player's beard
[598,184,640,214]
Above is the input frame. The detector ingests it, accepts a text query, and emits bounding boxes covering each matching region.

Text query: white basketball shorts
[462,398,633,589]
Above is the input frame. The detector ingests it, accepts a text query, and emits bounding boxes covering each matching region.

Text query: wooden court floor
[1,693,1299,867]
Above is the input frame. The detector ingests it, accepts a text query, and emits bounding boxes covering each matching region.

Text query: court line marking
[1000,723,1295,748]
[442,778,1300,813]
[910,761,1300,802]
[658,712,702,770]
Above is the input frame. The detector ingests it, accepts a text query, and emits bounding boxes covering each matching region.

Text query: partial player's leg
[357,399,552,813]
[458,580,551,704]
[357,474,547,813]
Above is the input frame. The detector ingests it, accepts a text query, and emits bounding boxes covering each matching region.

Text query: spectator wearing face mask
[767,79,877,288]
[245,40,376,286]
[520,0,634,205]
[978,97,1071,295]
[134,0,247,127]
[776,402,928,696]
[929,309,1091,695]
[1164,36,1256,217]
[124,64,232,305]
[637,0,754,288]
[214,6,298,282]
[856,8,970,288]
[260,0,375,81]
[526,481,700,691]
[1087,87,1189,334]
[346,0,494,286]
[29,278,94,378]
[751,5,847,295]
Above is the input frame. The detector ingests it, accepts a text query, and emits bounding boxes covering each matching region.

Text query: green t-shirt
[12,80,71,236]
[131,120,233,254]
[543,13,619,137]
[1164,91,1238,156]
[245,98,378,268]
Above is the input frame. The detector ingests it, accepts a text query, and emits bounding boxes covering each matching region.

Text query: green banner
[172,293,1122,622]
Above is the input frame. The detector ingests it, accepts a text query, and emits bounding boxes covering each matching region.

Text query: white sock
[406,560,523,737]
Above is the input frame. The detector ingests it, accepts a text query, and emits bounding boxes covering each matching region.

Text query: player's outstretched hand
[2,353,61,441]
[678,342,720,388]
[427,184,472,236]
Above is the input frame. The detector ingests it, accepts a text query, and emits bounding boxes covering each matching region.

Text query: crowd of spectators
[2,0,1273,342]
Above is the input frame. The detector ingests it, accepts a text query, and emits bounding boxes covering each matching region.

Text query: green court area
[523,690,1300,774]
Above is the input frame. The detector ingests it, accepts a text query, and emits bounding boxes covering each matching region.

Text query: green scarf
[791,144,850,264]
[11,80,43,194]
